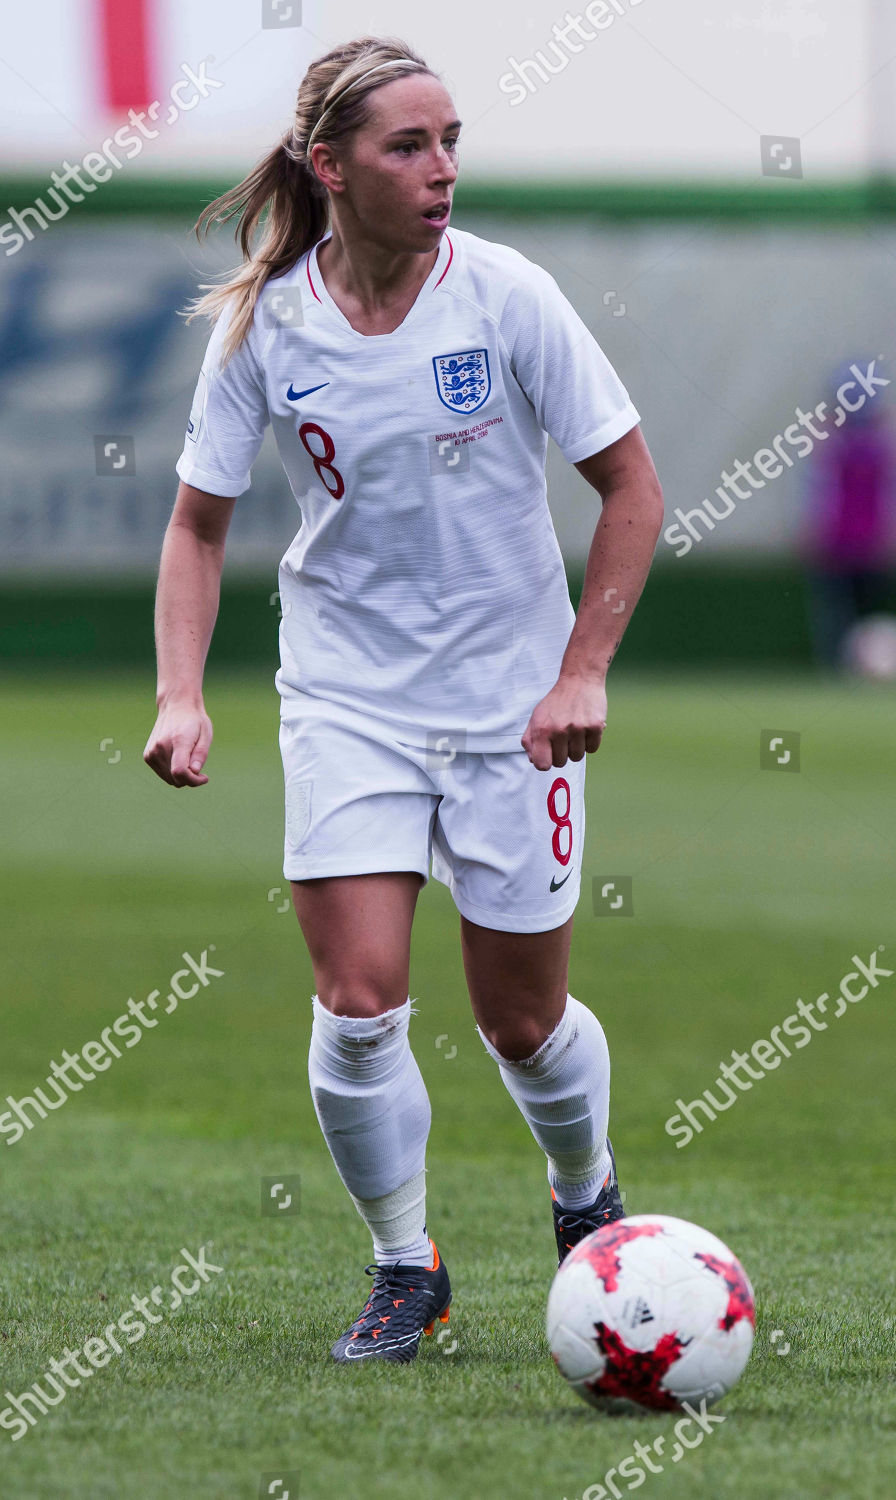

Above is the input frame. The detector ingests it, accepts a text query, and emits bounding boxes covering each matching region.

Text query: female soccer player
[144,35,664,1365]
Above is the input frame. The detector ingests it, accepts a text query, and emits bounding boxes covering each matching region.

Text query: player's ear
[310,139,346,196]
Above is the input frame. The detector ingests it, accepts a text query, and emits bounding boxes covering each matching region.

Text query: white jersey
[177,227,640,749]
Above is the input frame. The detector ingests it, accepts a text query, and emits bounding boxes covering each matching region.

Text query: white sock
[308,995,434,1264]
[477,994,612,1209]
[349,1171,434,1267]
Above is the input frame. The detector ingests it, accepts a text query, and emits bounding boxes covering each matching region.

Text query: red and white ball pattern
[546,1215,755,1411]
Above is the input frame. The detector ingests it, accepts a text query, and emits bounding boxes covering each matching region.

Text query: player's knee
[316,977,408,1020]
[479,1015,555,1064]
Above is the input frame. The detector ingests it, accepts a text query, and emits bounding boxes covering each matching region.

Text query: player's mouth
[422,200,451,228]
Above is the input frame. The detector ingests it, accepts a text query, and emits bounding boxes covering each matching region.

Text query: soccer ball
[841,614,896,681]
[546,1215,755,1412]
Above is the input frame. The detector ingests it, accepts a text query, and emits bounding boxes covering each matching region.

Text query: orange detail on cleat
[439,1309,450,1324]
[392,1298,405,1307]
[371,1328,380,1339]
[423,1320,435,1335]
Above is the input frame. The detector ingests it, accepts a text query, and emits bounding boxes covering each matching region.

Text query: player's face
[341,75,461,251]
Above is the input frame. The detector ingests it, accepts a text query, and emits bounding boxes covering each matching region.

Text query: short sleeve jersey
[177,227,640,749]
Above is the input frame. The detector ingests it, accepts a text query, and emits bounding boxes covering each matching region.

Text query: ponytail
[184,36,435,364]
[186,132,326,363]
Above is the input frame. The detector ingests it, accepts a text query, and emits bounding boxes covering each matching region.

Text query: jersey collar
[305,230,454,340]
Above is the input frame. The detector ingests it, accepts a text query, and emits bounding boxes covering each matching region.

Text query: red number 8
[547,777,572,865]
[299,421,345,499]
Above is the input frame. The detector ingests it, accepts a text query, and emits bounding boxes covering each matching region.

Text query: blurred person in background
[801,360,896,669]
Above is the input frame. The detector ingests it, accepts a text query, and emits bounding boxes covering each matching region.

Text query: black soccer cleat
[552,1140,626,1265]
[330,1239,451,1364]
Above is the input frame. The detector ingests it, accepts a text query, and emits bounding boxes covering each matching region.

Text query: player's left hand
[521,674,608,770]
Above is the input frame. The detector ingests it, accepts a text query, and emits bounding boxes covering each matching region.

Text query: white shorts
[278,706,586,934]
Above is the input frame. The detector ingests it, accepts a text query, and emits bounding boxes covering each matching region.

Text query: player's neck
[316,230,439,329]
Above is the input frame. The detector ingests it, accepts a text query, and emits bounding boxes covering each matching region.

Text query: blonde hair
[187,36,437,362]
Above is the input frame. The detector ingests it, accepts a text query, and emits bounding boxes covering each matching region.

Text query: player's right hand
[143,702,213,788]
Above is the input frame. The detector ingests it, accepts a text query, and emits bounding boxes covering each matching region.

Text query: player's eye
[393,138,459,156]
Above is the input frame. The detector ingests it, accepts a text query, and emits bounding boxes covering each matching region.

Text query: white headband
[305,59,421,157]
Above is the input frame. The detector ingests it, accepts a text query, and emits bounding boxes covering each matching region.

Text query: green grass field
[2,668,894,1499]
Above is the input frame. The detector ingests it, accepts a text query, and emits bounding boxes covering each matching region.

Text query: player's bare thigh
[291,871,425,1017]
[460,912,574,1062]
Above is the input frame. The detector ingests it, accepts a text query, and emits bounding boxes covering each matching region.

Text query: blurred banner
[1,215,894,577]
[0,1,878,178]
[2,0,895,665]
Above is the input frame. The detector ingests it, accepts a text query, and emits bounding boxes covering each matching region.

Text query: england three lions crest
[433,349,491,413]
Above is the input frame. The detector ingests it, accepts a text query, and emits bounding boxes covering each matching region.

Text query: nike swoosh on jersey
[549,870,573,891]
[287,382,330,401]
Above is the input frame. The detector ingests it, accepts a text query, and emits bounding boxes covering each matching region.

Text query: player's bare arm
[143,481,236,788]
[521,424,664,771]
